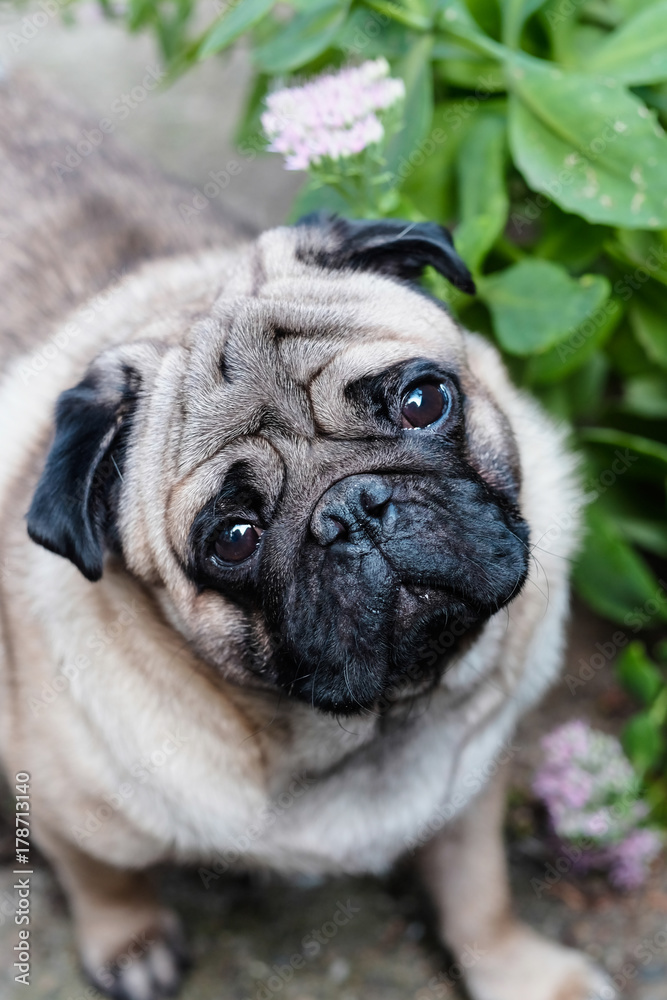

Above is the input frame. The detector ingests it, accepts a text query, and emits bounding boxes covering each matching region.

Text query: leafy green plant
[617,640,667,823]
[54,0,667,792]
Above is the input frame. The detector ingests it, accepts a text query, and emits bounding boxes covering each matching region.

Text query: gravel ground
[0,11,665,1000]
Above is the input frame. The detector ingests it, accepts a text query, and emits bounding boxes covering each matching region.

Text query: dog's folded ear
[26,342,164,582]
[296,213,475,295]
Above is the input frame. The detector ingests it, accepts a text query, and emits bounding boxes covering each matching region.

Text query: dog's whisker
[111,455,124,482]
[239,689,285,746]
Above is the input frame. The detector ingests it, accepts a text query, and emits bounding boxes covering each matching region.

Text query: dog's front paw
[86,911,190,1000]
[462,924,614,1000]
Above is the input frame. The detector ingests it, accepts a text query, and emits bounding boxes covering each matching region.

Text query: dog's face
[28,217,529,714]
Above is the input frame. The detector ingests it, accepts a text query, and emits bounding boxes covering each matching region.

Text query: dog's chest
[106,663,520,875]
[248,686,519,875]
[41,602,530,875]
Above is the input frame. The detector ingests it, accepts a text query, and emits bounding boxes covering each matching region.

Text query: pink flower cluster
[261,58,405,171]
[533,720,662,889]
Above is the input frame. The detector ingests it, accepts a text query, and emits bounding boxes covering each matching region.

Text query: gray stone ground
[0,11,666,1000]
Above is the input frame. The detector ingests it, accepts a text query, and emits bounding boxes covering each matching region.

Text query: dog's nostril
[359,482,393,520]
[312,476,393,545]
[329,518,347,541]
[312,514,349,546]
[361,493,389,519]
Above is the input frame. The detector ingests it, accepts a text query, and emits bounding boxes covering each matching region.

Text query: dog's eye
[401,383,449,429]
[213,522,263,563]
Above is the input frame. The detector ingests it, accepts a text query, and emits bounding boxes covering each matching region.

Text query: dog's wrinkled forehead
[176,226,468,473]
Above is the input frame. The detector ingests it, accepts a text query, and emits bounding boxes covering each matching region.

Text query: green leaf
[617,516,667,557]
[592,480,667,557]
[463,0,501,39]
[525,296,620,383]
[363,0,434,30]
[622,376,667,418]
[563,350,609,419]
[433,40,502,89]
[607,230,667,289]
[606,321,655,377]
[565,25,611,71]
[253,0,350,74]
[234,72,271,148]
[587,1,667,85]
[616,642,665,706]
[198,0,277,58]
[287,181,352,223]
[437,0,485,33]
[507,54,667,228]
[405,0,439,24]
[611,0,663,22]
[500,0,548,47]
[454,114,508,273]
[385,35,434,176]
[398,102,461,221]
[534,212,611,271]
[573,505,667,624]
[437,0,504,57]
[534,351,609,419]
[580,427,667,472]
[622,711,666,776]
[335,9,411,59]
[481,259,610,356]
[629,298,667,369]
[127,0,154,31]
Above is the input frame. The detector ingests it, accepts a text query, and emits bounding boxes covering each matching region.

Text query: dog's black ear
[296,213,475,295]
[27,343,163,582]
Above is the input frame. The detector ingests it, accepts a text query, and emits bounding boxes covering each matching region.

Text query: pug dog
[0,73,610,1000]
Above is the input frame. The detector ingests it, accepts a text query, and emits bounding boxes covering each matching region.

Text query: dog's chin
[275,593,494,717]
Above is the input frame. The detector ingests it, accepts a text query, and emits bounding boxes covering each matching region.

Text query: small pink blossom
[533,720,662,890]
[540,718,592,766]
[261,58,404,171]
[608,828,663,890]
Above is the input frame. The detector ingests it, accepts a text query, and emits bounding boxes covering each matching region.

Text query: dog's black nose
[311,475,394,545]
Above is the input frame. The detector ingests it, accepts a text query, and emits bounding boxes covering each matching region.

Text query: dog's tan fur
[0,73,610,999]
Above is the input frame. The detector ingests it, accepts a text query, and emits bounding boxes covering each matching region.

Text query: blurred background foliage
[11,0,667,815]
